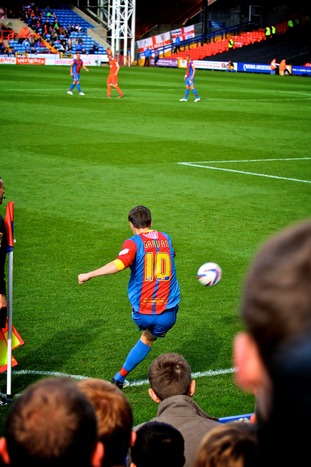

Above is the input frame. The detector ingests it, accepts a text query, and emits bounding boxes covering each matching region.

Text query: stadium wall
[0,55,310,76]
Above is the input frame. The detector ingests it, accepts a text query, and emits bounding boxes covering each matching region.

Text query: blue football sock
[185,90,189,99]
[114,339,151,382]
[76,84,81,92]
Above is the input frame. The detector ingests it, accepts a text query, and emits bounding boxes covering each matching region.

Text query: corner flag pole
[4,201,14,396]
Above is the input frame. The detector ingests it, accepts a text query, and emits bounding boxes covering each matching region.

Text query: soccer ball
[197,262,222,286]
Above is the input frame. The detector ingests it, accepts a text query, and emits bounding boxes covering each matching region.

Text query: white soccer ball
[197,262,222,287]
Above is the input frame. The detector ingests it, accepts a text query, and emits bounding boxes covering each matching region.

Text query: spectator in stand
[32,18,42,33]
[59,24,70,38]
[270,58,278,74]
[1,22,13,40]
[287,18,294,36]
[50,28,58,42]
[8,45,15,56]
[42,19,51,39]
[227,37,234,51]
[52,17,61,35]
[76,38,86,54]
[22,37,31,52]
[226,60,235,72]
[89,43,99,54]
[233,218,311,466]
[131,421,185,467]
[192,421,259,467]
[0,40,6,54]
[0,376,104,466]
[17,25,31,44]
[133,353,219,467]
[144,48,151,66]
[153,48,159,66]
[45,9,55,19]
[34,37,46,52]
[173,35,181,53]
[265,25,271,40]
[78,378,135,467]
[67,37,73,53]
[60,37,68,52]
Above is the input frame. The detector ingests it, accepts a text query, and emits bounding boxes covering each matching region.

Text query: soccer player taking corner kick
[78,205,180,388]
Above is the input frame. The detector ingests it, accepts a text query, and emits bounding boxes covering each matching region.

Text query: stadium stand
[5,3,107,55]
[165,15,310,66]
[202,19,311,65]
[38,6,106,54]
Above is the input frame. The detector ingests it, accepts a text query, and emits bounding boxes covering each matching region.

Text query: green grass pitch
[0,63,310,431]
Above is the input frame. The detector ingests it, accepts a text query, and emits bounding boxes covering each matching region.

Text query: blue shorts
[132,305,179,338]
[73,72,80,82]
[185,77,194,87]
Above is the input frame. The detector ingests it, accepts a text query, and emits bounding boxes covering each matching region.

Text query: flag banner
[137,31,171,53]
[153,31,171,48]
[4,201,14,251]
[137,37,153,53]
[137,26,196,53]
[171,25,195,41]
[0,320,25,373]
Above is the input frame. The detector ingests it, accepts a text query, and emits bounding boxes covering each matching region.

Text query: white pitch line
[0,367,236,396]
[11,369,89,380]
[187,157,311,164]
[178,162,311,184]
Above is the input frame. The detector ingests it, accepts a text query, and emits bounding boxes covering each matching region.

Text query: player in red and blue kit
[67,52,89,96]
[179,55,200,102]
[78,205,180,388]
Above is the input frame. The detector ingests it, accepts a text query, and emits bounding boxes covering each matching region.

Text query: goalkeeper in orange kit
[106,49,124,98]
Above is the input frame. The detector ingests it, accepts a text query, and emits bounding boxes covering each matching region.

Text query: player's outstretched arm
[78,260,120,284]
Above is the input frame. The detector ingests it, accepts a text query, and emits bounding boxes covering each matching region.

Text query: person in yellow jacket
[265,25,271,40]
[228,37,234,51]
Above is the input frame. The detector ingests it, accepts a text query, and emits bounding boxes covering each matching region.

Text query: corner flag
[4,201,14,251]
[0,202,25,397]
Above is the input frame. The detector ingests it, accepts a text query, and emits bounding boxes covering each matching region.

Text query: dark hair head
[5,376,98,467]
[148,353,192,400]
[131,421,185,467]
[258,327,311,465]
[78,378,133,467]
[128,206,152,228]
[193,421,258,467]
[240,218,311,371]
